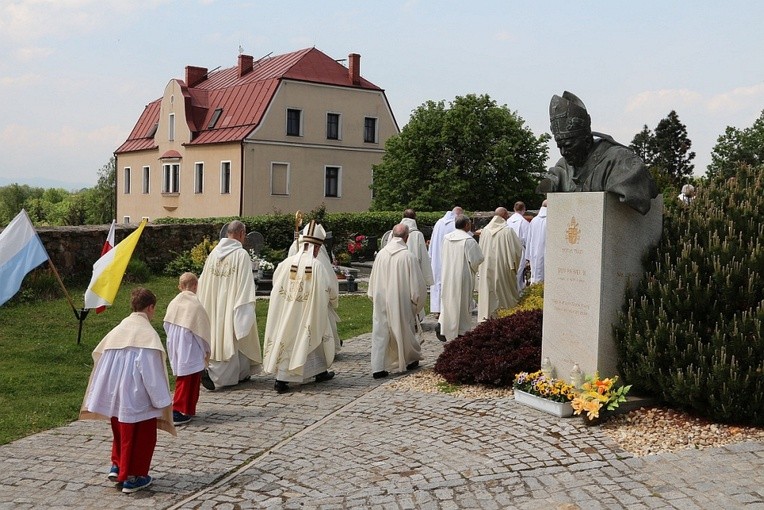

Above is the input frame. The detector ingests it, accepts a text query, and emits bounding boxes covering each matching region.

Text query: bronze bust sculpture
[537,91,659,215]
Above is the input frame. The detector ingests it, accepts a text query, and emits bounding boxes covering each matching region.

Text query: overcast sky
[1,0,763,189]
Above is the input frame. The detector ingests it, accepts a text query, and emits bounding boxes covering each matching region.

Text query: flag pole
[46,258,88,344]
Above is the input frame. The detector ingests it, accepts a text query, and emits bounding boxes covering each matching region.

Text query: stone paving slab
[1,320,763,509]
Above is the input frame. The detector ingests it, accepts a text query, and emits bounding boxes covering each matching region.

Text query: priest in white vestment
[438,215,484,341]
[263,221,339,394]
[507,201,531,292]
[526,200,548,284]
[368,224,427,379]
[288,222,341,353]
[197,220,261,390]
[81,288,175,493]
[477,207,523,322]
[429,206,462,316]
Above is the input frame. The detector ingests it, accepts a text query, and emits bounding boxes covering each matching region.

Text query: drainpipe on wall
[113,152,118,223]
[239,143,244,217]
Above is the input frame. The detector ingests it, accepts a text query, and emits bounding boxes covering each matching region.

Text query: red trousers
[110,417,157,482]
[173,371,202,416]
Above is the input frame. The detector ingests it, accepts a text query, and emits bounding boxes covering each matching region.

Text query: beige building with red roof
[115,48,399,222]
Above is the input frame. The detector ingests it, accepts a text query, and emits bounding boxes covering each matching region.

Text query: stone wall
[36,223,223,279]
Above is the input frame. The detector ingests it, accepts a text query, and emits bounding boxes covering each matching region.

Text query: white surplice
[477,215,523,322]
[368,237,427,373]
[525,206,548,284]
[262,245,339,383]
[507,212,531,291]
[428,211,457,313]
[438,229,484,341]
[197,238,261,387]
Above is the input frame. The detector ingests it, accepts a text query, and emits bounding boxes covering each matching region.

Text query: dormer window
[208,108,223,129]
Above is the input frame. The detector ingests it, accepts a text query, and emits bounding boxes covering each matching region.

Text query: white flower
[260,260,275,271]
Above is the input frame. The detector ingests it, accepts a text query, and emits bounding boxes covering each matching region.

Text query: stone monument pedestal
[541,192,662,382]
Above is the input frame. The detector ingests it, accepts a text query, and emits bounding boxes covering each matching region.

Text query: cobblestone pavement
[1,318,763,509]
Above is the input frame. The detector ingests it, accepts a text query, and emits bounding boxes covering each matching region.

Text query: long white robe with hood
[368,237,426,373]
[263,244,339,383]
[428,210,457,313]
[526,206,548,283]
[477,215,523,322]
[507,212,530,291]
[438,229,484,341]
[198,238,261,387]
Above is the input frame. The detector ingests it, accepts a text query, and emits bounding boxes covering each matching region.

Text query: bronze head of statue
[550,91,593,167]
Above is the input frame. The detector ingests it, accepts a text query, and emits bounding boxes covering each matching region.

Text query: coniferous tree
[707,110,764,180]
[629,125,657,167]
[652,110,695,189]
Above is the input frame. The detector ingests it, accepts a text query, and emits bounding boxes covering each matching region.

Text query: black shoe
[406,360,420,371]
[238,375,251,384]
[172,410,191,426]
[315,370,335,383]
[373,371,389,379]
[274,380,290,394]
[435,323,447,343]
[201,369,215,391]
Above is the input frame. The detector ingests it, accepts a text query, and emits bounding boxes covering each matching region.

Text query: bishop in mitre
[477,207,523,322]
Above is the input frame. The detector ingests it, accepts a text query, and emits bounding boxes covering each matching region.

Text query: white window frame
[326,112,341,140]
[141,216,150,222]
[364,116,378,143]
[270,162,290,196]
[123,216,130,224]
[123,167,131,194]
[286,108,302,137]
[162,162,180,193]
[168,113,175,141]
[142,166,150,194]
[220,161,231,194]
[324,165,342,198]
[194,162,204,194]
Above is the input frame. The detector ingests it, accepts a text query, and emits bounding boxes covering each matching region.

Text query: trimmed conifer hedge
[615,163,764,425]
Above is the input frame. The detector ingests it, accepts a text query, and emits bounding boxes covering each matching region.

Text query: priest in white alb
[477,207,523,322]
[197,220,261,390]
[429,206,462,317]
[438,215,484,341]
[263,221,339,394]
[368,223,427,379]
[507,201,530,291]
[525,200,548,284]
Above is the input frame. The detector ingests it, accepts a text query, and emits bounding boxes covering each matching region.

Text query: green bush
[615,164,764,425]
[124,258,151,283]
[164,236,217,276]
[9,268,62,304]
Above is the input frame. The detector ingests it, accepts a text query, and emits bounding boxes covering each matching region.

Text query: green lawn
[0,275,372,445]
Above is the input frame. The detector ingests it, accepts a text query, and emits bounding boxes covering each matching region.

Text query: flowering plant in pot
[571,373,631,424]
[513,370,577,403]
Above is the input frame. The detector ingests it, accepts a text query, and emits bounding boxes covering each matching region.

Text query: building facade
[115,48,398,223]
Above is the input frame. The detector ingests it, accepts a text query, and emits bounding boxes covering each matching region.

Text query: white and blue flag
[0,209,49,306]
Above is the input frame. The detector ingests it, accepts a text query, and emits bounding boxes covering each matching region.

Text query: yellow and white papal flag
[84,219,146,310]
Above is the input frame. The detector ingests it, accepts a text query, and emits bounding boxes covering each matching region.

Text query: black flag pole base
[75,308,90,345]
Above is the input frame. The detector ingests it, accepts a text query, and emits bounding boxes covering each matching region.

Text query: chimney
[348,53,361,86]
[238,54,254,77]
[185,65,208,87]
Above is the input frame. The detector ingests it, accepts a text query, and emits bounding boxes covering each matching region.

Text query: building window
[123,167,131,194]
[326,113,340,140]
[208,108,223,129]
[271,162,289,195]
[141,216,150,222]
[123,216,130,224]
[324,166,341,198]
[286,108,302,136]
[142,166,150,194]
[194,162,204,194]
[220,161,231,194]
[169,113,175,141]
[364,117,378,143]
[162,163,180,193]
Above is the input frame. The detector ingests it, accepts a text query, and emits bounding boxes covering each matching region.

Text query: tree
[86,157,116,224]
[0,184,42,226]
[371,94,549,211]
[629,125,657,167]
[651,110,695,189]
[707,110,764,180]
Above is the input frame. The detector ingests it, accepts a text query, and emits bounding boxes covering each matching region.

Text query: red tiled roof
[160,150,182,159]
[115,48,381,153]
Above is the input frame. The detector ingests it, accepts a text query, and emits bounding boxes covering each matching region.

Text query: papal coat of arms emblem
[565,217,581,244]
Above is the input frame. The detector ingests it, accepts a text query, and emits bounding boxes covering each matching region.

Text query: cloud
[625,89,703,113]
[14,46,54,61]
[493,31,514,42]
[706,83,764,114]
[0,73,41,88]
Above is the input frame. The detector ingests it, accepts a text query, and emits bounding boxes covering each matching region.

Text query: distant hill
[0,176,94,191]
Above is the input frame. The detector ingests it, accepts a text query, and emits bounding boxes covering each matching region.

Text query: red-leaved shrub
[433,309,543,387]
